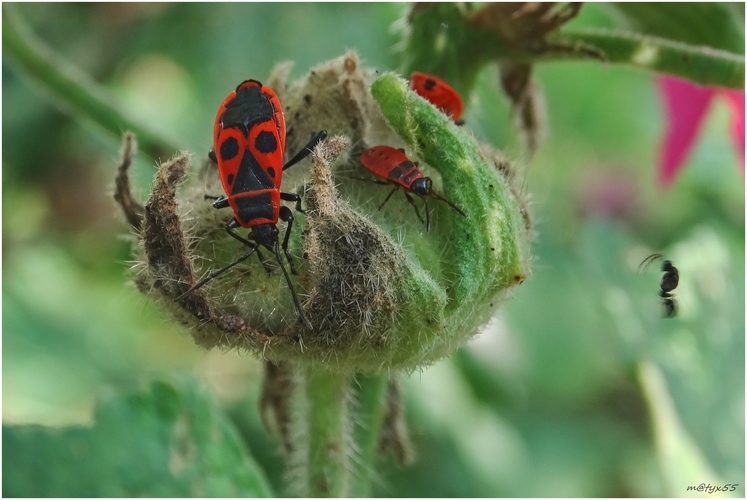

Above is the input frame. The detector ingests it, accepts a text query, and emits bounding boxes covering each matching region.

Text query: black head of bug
[660,261,679,293]
[252,223,280,250]
[409,177,431,196]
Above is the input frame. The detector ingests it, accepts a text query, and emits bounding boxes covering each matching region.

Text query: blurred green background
[3,3,744,497]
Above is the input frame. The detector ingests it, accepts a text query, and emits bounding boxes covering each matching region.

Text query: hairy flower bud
[115,52,532,373]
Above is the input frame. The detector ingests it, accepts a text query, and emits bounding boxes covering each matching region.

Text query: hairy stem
[304,368,350,497]
[556,29,745,89]
[2,4,183,159]
[350,374,390,497]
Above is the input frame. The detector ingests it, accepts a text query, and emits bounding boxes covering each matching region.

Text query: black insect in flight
[639,253,679,318]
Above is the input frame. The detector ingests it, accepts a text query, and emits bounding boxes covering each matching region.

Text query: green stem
[555,29,745,89]
[401,4,744,93]
[350,374,390,497]
[304,368,350,497]
[2,4,184,158]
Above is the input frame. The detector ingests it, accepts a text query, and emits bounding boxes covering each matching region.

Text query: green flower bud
[115,52,532,374]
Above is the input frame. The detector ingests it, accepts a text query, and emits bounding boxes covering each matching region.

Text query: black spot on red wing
[227,173,235,185]
[220,136,240,161]
[267,167,276,178]
[255,130,278,153]
[424,78,437,91]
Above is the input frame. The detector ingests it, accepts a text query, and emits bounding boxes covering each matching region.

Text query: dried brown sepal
[378,378,414,466]
[270,51,392,173]
[469,2,605,62]
[113,131,144,231]
[469,2,584,54]
[301,135,406,361]
[131,147,271,350]
[498,62,546,161]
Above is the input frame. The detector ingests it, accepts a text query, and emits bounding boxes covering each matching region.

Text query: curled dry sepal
[114,52,532,483]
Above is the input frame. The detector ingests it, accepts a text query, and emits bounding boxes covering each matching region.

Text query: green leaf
[3,378,273,497]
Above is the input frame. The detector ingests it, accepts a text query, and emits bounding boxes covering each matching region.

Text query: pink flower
[656,75,745,187]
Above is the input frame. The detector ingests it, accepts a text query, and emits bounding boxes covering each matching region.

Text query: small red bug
[410,72,464,124]
[181,80,326,330]
[359,145,466,232]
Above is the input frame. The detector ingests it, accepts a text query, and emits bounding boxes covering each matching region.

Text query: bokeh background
[3,3,744,497]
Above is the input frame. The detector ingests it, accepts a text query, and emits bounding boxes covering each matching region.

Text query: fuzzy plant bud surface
[115,51,532,374]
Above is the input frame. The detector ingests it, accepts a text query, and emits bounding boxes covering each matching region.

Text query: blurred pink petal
[656,76,716,187]
[722,89,745,172]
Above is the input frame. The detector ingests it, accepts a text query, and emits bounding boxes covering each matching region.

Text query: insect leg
[378,186,399,210]
[278,206,298,275]
[403,191,426,228]
[283,130,328,171]
[281,191,303,214]
[225,220,273,273]
[421,195,431,233]
[206,196,230,209]
[273,240,313,330]
[175,243,259,300]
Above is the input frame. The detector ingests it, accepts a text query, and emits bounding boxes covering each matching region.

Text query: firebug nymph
[359,145,466,232]
[410,72,464,124]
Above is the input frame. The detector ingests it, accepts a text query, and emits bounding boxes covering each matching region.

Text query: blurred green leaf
[3,378,273,497]
[638,361,739,497]
[2,4,184,158]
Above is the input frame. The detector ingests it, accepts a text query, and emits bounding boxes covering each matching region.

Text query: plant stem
[2,4,184,159]
[304,367,350,497]
[556,29,745,89]
[350,374,390,497]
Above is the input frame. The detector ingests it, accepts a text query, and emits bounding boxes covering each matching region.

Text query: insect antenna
[175,246,259,301]
[429,190,467,218]
[273,241,314,330]
[637,253,663,272]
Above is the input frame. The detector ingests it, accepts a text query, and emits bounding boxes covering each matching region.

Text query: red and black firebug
[359,145,466,232]
[181,80,326,330]
[410,72,464,124]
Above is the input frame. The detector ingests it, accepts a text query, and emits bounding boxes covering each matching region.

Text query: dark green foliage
[3,379,272,497]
